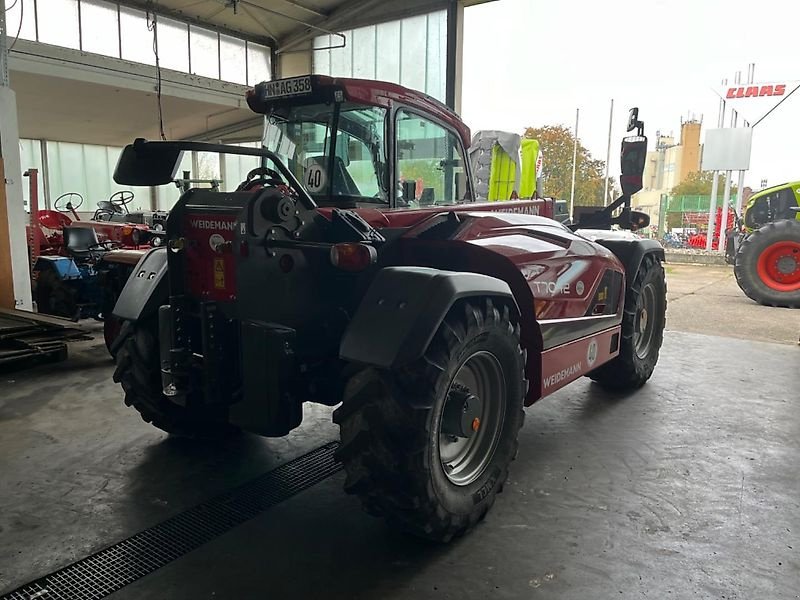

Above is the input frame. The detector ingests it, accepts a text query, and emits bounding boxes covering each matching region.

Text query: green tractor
[732,181,800,308]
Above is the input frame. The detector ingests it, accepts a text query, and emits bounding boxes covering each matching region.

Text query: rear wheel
[590,254,666,390]
[734,220,800,308]
[112,318,236,438]
[334,299,527,542]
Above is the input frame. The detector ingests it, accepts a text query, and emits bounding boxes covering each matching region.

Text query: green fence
[667,194,739,213]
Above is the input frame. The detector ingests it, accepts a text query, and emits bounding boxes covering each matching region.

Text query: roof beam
[277,0,451,52]
[186,116,263,141]
[270,0,329,19]
[114,0,275,46]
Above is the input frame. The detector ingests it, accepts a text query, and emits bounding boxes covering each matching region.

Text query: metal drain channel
[2,442,341,600]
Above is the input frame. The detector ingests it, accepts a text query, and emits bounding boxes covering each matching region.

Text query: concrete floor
[1,264,799,599]
[665,264,800,345]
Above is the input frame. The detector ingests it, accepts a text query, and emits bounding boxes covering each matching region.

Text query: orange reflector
[330,243,377,272]
[472,417,481,432]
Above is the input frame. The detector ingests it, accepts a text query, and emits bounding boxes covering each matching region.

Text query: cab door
[390,108,473,209]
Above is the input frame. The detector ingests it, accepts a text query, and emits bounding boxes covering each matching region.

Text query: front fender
[587,236,665,286]
[112,247,168,322]
[340,266,517,369]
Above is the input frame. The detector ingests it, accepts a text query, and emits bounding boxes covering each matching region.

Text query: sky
[461,0,800,191]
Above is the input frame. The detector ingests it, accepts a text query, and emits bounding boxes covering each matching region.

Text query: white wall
[0,88,33,310]
[313,11,448,102]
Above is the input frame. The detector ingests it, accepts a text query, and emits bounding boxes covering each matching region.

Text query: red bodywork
[183,213,239,302]
[68,220,152,248]
[27,213,155,257]
[316,201,625,405]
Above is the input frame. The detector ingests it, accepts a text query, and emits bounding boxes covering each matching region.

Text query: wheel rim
[438,351,506,487]
[633,282,657,360]
[756,240,800,292]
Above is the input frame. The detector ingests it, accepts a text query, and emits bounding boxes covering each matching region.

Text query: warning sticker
[213,258,225,290]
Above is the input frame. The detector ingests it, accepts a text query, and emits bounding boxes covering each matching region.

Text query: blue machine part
[36,256,83,280]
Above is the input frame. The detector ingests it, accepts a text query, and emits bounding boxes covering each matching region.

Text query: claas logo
[726,84,786,99]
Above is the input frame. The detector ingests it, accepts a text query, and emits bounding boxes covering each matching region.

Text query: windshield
[263,103,388,205]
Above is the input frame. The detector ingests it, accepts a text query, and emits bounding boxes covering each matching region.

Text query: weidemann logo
[190,219,236,231]
[543,362,581,389]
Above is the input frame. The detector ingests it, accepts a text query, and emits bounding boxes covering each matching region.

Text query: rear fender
[340,267,518,370]
[112,247,168,322]
[374,239,543,405]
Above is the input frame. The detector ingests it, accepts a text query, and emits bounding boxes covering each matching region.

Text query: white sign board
[701,128,753,171]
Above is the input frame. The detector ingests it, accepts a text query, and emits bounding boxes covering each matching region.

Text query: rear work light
[330,243,377,272]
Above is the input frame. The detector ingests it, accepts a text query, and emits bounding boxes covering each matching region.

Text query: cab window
[395,110,469,207]
[773,188,798,220]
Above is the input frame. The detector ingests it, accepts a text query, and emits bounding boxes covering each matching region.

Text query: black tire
[112,319,237,438]
[103,314,123,358]
[589,253,666,390]
[734,220,800,308]
[333,299,527,542]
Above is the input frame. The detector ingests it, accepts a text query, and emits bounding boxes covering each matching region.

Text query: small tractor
[23,173,158,354]
[730,181,800,308]
[91,190,170,232]
[110,76,666,542]
[51,191,166,248]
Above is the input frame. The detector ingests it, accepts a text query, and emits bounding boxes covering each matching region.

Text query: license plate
[263,76,312,99]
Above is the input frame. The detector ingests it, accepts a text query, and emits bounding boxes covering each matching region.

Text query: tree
[670,171,736,196]
[524,125,613,206]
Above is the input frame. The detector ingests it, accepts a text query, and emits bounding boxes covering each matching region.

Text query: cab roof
[750,180,800,200]
[247,75,471,149]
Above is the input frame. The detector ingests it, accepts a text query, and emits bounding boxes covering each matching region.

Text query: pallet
[0,308,89,367]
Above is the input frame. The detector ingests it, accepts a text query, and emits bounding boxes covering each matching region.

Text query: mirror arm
[126,139,317,210]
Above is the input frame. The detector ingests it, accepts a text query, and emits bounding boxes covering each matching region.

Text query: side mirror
[627,108,639,132]
[630,210,650,230]
[619,136,648,196]
[114,139,185,186]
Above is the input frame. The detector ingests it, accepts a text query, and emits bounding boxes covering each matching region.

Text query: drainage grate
[2,441,342,600]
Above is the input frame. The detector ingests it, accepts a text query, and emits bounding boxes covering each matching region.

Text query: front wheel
[589,253,666,390]
[734,220,800,308]
[334,299,527,542]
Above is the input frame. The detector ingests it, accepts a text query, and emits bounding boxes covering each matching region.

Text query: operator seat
[63,226,101,261]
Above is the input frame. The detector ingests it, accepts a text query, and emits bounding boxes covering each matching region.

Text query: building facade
[633,118,702,231]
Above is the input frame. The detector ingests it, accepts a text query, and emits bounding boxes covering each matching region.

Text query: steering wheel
[237,166,286,191]
[109,190,135,211]
[54,192,84,212]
